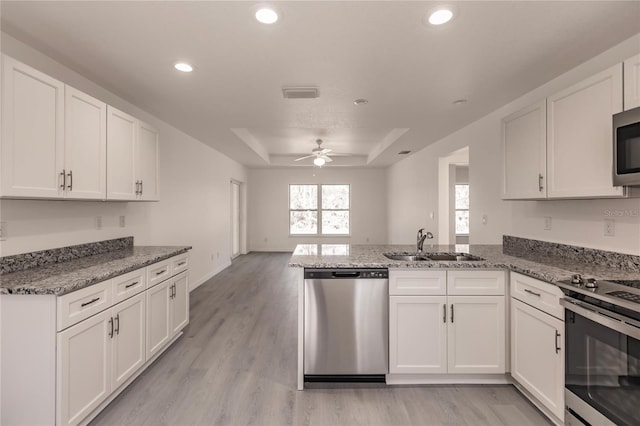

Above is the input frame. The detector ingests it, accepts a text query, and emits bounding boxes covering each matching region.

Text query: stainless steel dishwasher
[304,268,388,382]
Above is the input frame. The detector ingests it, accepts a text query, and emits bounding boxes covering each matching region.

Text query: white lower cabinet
[57,310,111,426]
[509,272,564,424]
[57,292,145,426]
[389,270,506,377]
[147,271,189,360]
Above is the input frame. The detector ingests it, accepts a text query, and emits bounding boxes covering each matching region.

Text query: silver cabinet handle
[81,297,100,307]
[67,170,73,191]
[60,169,66,189]
[115,314,120,335]
[135,180,140,195]
[524,288,541,297]
[125,281,139,289]
[443,304,446,323]
[156,269,166,276]
[450,304,454,323]
[177,261,186,266]
[555,330,561,354]
[538,174,544,192]
[108,317,114,338]
[140,180,143,196]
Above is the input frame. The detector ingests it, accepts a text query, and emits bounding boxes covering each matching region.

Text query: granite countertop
[288,244,640,285]
[0,246,191,295]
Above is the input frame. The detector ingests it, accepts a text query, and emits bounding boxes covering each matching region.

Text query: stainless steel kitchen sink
[384,252,485,261]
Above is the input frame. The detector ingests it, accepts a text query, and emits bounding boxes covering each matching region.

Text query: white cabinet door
[547,63,625,198]
[146,279,172,359]
[389,296,447,374]
[447,296,505,374]
[1,55,65,198]
[171,272,189,335]
[511,298,564,421]
[64,86,106,200]
[502,100,547,199]
[57,310,111,426]
[107,106,137,200]
[137,120,159,201]
[111,293,146,391]
[624,54,640,110]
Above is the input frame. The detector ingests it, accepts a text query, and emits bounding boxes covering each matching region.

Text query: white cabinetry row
[388,270,506,382]
[1,54,158,201]
[510,272,564,425]
[502,54,639,200]
[0,253,188,426]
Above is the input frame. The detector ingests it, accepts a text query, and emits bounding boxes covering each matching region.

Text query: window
[455,184,469,235]
[289,184,350,235]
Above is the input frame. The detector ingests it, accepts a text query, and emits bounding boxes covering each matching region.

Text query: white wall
[0,33,248,289]
[248,168,387,251]
[389,34,640,255]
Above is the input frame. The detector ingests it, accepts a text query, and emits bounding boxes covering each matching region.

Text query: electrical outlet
[544,216,552,231]
[604,219,615,237]
[95,216,102,230]
[119,216,126,228]
[482,214,488,225]
[0,221,6,241]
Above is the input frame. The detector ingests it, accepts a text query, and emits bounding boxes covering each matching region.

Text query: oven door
[562,297,640,426]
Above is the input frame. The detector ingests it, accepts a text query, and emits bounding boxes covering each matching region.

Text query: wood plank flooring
[91,252,551,426]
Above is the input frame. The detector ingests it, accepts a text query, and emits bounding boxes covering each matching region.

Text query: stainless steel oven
[559,277,640,425]
[613,106,640,186]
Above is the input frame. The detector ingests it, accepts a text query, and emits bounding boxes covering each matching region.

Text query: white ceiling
[1,1,639,168]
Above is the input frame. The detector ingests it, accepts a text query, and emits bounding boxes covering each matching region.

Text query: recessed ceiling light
[426,6,456,26]
[255,7,278,24]
[353,98,368,105]
[174,62,193,73]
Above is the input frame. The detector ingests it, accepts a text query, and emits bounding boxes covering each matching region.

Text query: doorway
[230,180,242,259]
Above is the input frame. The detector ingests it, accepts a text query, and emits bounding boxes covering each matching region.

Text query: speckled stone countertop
[0,246,191,295]
[288,243,640,285]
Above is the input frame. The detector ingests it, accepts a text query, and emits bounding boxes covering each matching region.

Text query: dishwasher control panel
[304,268,389,279]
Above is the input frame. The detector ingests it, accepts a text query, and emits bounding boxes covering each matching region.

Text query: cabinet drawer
[447,270,506,296]
[170,253,189,276]
[389,270,446,295]
[146,259,171,288]
[112,268,146,304]
[57,280,112,331]
[510,272,563,320]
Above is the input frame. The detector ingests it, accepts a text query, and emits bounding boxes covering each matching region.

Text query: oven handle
[561,297,640,341]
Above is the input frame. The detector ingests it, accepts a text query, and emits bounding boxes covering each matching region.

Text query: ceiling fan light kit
[313,157,326,167]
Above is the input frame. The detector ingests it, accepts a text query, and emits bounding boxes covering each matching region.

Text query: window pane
[455,184,469,209]
[290,211,317,234]
[322,211,349,234]
[290,185,317,209]
[322,185,349,209]
[455,210,469,235]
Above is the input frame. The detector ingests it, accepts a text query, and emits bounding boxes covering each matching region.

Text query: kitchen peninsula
[289,236,640,425]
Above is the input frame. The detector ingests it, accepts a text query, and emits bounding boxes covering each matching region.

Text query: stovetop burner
[608,280,640,289]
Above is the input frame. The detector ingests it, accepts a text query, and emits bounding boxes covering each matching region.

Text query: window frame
[288,183,351,236]
[454,183,469,236]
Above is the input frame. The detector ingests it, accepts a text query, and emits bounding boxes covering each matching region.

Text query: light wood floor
[91,252,551,426]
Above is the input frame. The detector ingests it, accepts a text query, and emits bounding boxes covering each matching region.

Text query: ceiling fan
[294,139,344,166]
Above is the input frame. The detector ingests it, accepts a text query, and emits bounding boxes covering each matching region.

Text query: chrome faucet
[417,228,434,254]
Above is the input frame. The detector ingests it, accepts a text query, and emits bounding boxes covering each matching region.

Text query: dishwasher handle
[332,271,361,278]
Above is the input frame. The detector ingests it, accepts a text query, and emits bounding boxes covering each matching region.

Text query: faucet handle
[426,231,434,239]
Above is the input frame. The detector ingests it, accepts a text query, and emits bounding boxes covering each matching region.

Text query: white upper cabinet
[502,100,547,199]
[547,63,624,198]
[64,86,107,200]
[624,53,640,110]
[107,106,137,200]
[1,55,65,198]
[137,121,160,201]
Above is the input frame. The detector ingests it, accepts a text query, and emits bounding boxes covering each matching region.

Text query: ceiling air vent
[398,150,411,155]
[282,87,319,99]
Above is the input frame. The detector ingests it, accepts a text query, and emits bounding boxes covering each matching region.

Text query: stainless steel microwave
[614,106,640,186]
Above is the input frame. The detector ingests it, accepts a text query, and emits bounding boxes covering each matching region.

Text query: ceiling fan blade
[326,152,352,157]
[321,155,333,162]
[294,154,315,161]
[319,148,332,154]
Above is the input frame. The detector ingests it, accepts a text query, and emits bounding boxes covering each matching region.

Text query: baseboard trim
[385,373,512,385]
[189,260,232,291]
